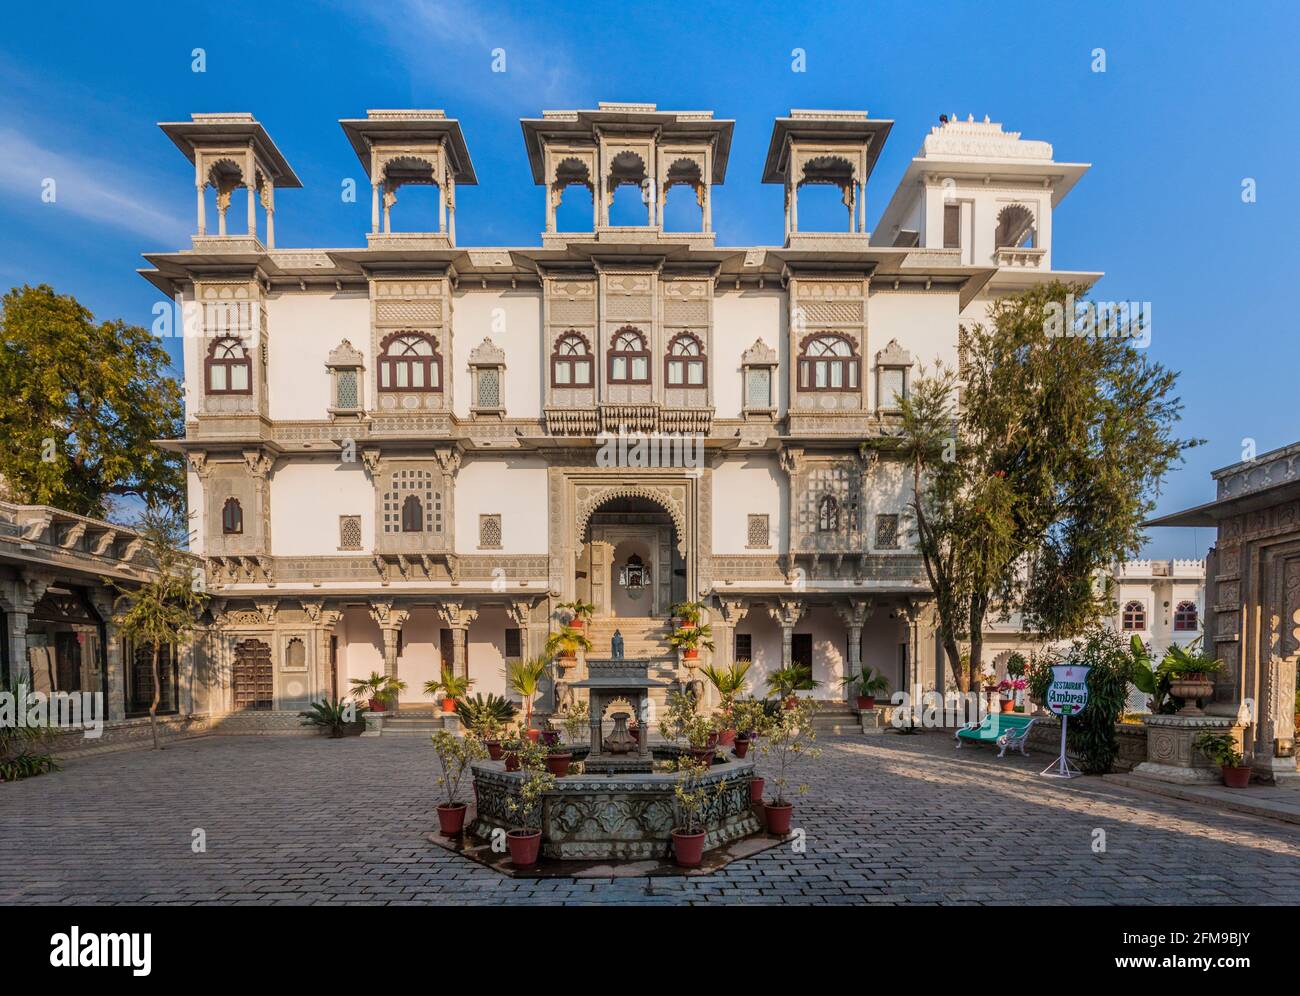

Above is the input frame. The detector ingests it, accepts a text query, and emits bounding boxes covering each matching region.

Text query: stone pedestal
[860,707,886,736]
[361,713,385,738]
[442,713,462,734]
[1133,714,1241,785]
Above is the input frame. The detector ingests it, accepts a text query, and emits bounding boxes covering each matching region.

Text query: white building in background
[140,104,1097,726]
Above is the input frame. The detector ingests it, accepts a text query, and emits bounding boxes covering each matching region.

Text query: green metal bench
[955,713,1036,757]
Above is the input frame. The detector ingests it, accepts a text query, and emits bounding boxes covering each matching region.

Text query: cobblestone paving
[3,732,1298,905]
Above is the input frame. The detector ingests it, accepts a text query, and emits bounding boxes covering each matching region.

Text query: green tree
[0,284,184,517]
[113,507,208,749]
[898,282,1196,692]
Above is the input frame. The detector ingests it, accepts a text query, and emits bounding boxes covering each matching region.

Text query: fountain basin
[470,752,761,861]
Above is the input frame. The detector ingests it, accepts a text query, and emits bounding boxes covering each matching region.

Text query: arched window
[205,336,252,395]
[994,204,1036,249]
[401,494,424,533]
[817,495,839,532]
[608,327,650,384]
[1122,600,1146,631]
[378,332,441,392]
[1174,601,1199,632]
[551,332,592,387]
[221,497,243,534]
[799,334,859,391]
[665,333,706,386]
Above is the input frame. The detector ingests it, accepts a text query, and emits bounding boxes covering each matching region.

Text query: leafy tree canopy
[0,284,184,518]
[898,282,1199,691]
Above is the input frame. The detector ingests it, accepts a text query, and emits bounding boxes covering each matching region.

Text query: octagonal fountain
[469,657,761,862]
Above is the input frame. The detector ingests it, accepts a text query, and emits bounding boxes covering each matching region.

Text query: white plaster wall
[861,612,908,692]
[269,458,375,556]
[397,608,442,705]
[712,289,788,419]
[734,609,784,696]
[711,455,787,553]
[862,458,914,552]
[866,288,960,408]
[340,606,383,692]
[186,471,205,555]
[467,607,510,699]
[450,287,543,419]
[922,183,1053,268]
[453,455,549,554]
[804,606,849,695]
[265,291,370,421]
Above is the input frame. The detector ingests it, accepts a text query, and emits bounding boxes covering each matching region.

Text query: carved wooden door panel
[232,639,273,711]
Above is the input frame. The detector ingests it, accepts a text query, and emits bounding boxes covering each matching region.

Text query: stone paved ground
[2,732,1298,905]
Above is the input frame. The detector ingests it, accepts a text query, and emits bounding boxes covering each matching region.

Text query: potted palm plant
[840,664,889,711]
[455,693,518,758]
[758,696,822,835]
[430,729,488,835]
[700,659,751,745]
[503,737,556,869]
[544,626,594,677]
[766,663,820,707]
[556,600,595,630]
[1163,642,1226,716]
[425,667,474,714]
[1195,730,1251,788]
[671,600,705,631]
[668,622,715,663]
[349,672,406,713]
[504,656,550,739]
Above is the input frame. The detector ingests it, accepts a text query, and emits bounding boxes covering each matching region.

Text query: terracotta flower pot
[705,732,720,750]
[671,829,707,868]
[1000,698,1015,714]
[689,747,715,766]
[764,802,794,835]
[441,697,456,714]
[436,802,467,836]
[506,829,542,869]
[569,618,585,630]
[856,695,876,711]
[684,648,699,661]
[733,737,751,759]
[484,740,503,761]
[539,730,560,747]
[368,698,387,713]
[525,728,541,743]
[750,776,764,803]
[504,751,521,772]
[544,752,572,777]
[783,695,798,710]
[1222,765,1251,788]
[717,729,736,747]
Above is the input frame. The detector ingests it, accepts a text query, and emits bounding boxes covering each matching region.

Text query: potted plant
[455,693,518,758]
[668,622,715,663]
[543,626,594,672]
[1162,641,1226,715]
[502,737,556,869]
[1194,730,1251,788]
[671,600,705,630]
[556,600,595,630]
[840,664,889,711]
[659,690,718,766]
[700,659,751,745]
[766,663,820,707]
[349,671,406,713]
[730,698,769,761]
[996,678,1025,713]
[503,656,550,738]
[424,667,474,714]
[669,753,722,868]
[298,697,367,738]
[430,729,488,835]
[758,696,822,835]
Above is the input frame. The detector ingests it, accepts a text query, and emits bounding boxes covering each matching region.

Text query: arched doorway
[578,495,685,618]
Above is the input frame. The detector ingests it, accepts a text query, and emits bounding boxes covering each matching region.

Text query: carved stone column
[899,597,938,695]
[768,598,806,671]
[438,601,478,682]
[88,588,125,723]
[303,601,343,702]
[835,598,873,698]
[368,601,409,706]
[1256,654,1299,783]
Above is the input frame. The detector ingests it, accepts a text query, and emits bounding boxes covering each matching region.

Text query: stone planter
[1134,714,1241,784]
[1169,675,1215,716]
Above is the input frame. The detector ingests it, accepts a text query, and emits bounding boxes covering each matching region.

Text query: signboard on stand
[1042,663,1090,778]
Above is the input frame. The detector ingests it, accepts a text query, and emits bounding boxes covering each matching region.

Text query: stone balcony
[993,246,1046,268]
[543,404,713,436]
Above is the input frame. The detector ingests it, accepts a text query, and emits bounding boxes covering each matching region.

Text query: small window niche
[741,338,778,418]
[875,339,913,414]
[469,337,506,416]
[326,340,365,418]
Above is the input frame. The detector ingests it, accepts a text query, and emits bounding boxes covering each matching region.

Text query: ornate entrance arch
[575,484,687,554]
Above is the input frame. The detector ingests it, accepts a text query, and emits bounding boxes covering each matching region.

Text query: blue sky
[1,0,1295,558]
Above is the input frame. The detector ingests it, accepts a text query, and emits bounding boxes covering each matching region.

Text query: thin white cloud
[353,0,584,108]
[0,126,189,242]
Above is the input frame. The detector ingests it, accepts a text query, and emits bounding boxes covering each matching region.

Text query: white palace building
[141,103,1099,726]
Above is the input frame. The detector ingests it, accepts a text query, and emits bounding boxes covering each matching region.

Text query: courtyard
[3,733,1298,906]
